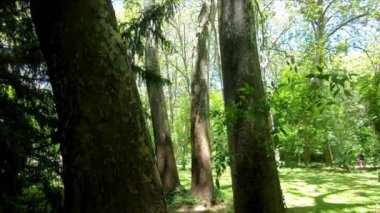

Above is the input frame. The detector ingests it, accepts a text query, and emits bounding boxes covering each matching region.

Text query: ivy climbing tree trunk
[218,0,286,212]
[190,0,215,200]
[30,0,166,212]
[144,0,181,193]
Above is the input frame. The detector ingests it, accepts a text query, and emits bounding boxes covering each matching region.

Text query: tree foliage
[0,1,61,212]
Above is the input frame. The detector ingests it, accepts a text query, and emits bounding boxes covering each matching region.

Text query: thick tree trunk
[30,0,166,212]
[190,0,215,200]
[144,0,181,193]
[218,0,286,212]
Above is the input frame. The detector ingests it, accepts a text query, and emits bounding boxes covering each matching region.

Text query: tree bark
[30,0,166,212]
[190,0,215,200]
[302,130,312,166]
[144,0,181,193]
[303,145,311,166]
[218,0,286,212]
[324,143,334,167]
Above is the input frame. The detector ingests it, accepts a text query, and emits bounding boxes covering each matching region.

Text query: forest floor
[168,167,380,212]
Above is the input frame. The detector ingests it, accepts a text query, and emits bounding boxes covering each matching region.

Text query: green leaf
[344,90,352,96]
[333,88,340,97]
[316,65,323,73]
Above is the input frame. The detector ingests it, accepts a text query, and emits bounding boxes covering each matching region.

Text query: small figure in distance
[357,153,365,169]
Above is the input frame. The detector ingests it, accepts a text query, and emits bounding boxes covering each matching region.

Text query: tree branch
[353,46,375,66]
[311,22,318,40]
[326,12,369,38]
[322,0,336,18]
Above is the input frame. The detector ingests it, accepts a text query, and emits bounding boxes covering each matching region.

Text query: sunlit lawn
[172,167,380,212]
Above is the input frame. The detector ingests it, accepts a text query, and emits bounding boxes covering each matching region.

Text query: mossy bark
[30,0,166,212]
[190,0,215,200]
[218,0,286,212]
[144,0,181,193]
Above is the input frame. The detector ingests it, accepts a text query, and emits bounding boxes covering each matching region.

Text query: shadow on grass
[287,186,376,213]
[280,168,376,188]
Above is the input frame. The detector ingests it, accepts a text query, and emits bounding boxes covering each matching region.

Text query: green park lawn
[170,168,380,212]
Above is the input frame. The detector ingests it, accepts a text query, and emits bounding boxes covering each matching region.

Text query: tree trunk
[190,0,215,200]
[303,145,311,166]
[302,129,312,166]
[218,0,286,212]
[144,0,181,193]
[30,0,166,212]
[324,142,334,167]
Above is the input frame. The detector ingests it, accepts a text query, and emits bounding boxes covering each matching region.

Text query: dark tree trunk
[302,129,312,166]
[324,143,334,167]
[374,121,380,138]
[303,145,311,166]
[218,0,286,212]
[144,0,181,193]
[30,0,166,212]
[190,0,215,200]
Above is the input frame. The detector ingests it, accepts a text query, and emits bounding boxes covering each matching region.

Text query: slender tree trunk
[298,153,301,165]
[30,0,166,212]
[303,145,311,166]
[324,143,334,167]
[302,130,312,166]
[190,0,215,200]
[144,0,181,193]
[218,0,286,212]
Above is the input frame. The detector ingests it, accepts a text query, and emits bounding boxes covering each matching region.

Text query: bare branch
[326,12,369,38]
[322,0,336,18]
[325,10,339,25]
[311,22,318,40]
[270,20,293,51]
[353,46,375,66]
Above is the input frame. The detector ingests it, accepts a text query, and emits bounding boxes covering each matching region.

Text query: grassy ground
[169,167,380,212]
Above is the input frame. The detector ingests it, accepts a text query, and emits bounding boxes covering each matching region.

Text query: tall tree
[218,0,285,212]
[144,0,181,192]
[30,0,166,212]
[190,0,215,200]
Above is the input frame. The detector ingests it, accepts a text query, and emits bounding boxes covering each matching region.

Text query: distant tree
[190,0,215,200]
[358,58,380,165]
[219,0,286,211]
[30,0,166,211]
[144,0,181,192]
[291,0,379,166]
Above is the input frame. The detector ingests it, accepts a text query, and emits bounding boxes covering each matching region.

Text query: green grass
[171,167,380,212]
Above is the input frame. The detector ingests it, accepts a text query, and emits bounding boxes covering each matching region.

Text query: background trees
[0,1,61,212]
[269,0,380,167]
[1,0,379,211]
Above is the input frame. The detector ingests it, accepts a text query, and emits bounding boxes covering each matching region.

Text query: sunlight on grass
[280,168,380,212]
[173,167,380,212]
